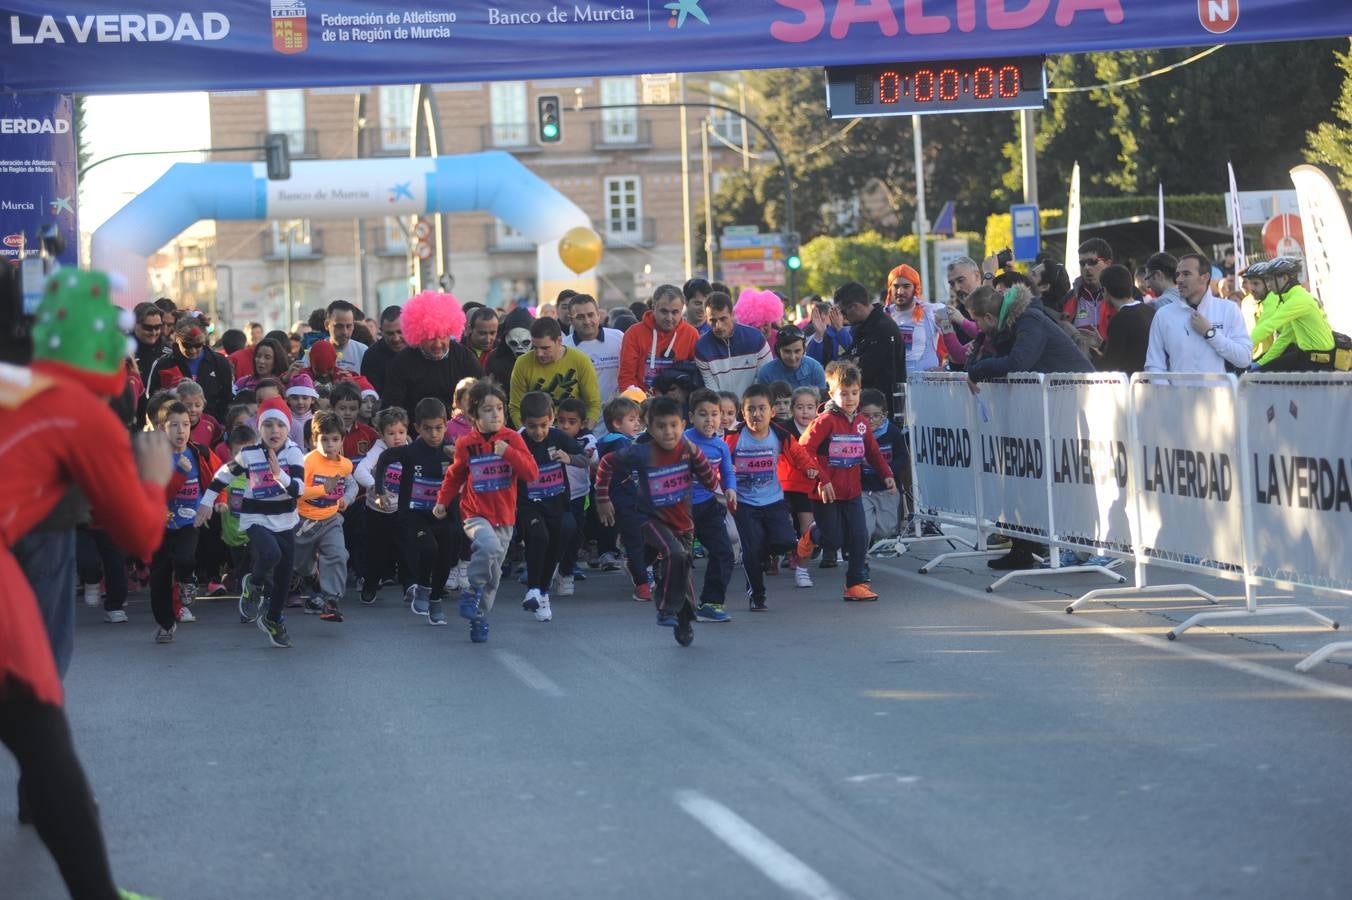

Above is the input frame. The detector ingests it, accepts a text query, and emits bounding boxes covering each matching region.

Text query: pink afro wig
[402,291,466,344]
[734,288,785,328]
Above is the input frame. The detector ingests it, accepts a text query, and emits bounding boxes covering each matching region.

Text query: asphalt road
[5,546,1352,900]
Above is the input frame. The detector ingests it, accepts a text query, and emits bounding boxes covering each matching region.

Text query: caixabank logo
[272,0,308,54]
[1199,0,1239,35]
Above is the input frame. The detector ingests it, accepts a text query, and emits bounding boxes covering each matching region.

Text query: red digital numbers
[873,62,1025,105]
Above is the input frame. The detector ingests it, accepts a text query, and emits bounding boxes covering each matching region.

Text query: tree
[1307,39,1352,195]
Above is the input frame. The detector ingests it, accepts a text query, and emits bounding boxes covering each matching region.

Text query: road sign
[1228,190,1301,227]
[933,238,971,304]
[722,224,759,236]
[719,233,785,250]
[1010,204,1040,262]
[641,73,677,104]
[412,218,432,240]
[1262,213,1304,257]
[722,259,785,285]
[415,241,434,261]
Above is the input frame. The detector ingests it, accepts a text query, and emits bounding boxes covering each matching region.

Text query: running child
[293,410,355,622]
[330,379,378,587]
[285,373,318,450]
[516,391,588,622]
[717,390,740,434]
[433,380,538,643]
[554,397,597,597]
[769,380,794,426]
[683,388,736,623]
[724,384,819,611]
[593,395,647,594]
[781,386,822,586]
[149,401,214,643]
[373,398,457,625]
[797,362,896,601]
[217,424,256,596]
[353,406,409,604]
[596,396,721,646]
[176,380,222,449]
[196,396,307,647]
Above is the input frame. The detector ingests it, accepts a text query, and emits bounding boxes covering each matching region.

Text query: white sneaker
[176,606,196,623]
[557,575,575,596]
[104,609,128,623]
[456,562,469,586]
[444,568,461,590]
[82,583,101,607]
[522,588,541,612]
[794,567,814,589]
[534,595,553,622]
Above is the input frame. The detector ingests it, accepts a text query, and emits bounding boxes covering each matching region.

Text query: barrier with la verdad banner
[906,370,1349,667]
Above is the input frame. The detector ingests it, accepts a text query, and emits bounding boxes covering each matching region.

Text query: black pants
[150,527,198,629]
[558,494,588,576]
[362,509,403,587]
[641,519,694,616]
[734,500,799,601]
[691,497,734,604]
[400,512,455,601]
[3,684,118,900]
[76,527,127,612]
[246,524,295,622]
[520,504,574,592]
[811,496,869,587]
[342,501,367,579]
[1259,343,1336,372]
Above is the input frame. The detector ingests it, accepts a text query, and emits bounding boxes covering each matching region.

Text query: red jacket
[436,427,538,527]
[773,421,819,496]
[799,404,890,502]
[724,421,820,498]
[617,311,700,392]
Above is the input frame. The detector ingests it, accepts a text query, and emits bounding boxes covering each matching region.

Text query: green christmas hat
[31,269,135,396]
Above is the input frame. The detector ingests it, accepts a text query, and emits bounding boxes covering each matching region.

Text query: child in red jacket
[434,380,538,643]
[797,361,896,601]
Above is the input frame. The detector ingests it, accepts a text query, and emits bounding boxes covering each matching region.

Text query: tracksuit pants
[400,511,456,602]
[691,497,734,605]
[246,524,295,622]
[463,516,513,614]
[151,526,199,630]
[520,504,574,593]
[811,496,869,587]
[733,500,798,602]
[293,514,349,601]
[641,519,694,617]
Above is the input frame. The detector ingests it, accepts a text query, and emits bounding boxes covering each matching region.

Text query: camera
[996,247,1014,270]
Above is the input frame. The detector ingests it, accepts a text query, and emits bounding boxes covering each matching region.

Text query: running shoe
[427,598,447,625]
[82,583,101,607]
[258,614,293,648]
[522,588,541,612]
[794,567,814,588]
[534,596,553,622]
[469,615,490,643]
[104,609,128,624]
[557,575,575,596]
[632,582,653,602]
[674,604,694,647]
[238,574,259,622]
[360,580,379,605]
[303,593,324,615]
[749,595,769,612]
[154,624,175,644]
[695,603,730,623]
[843,583,879,601]
[455,561,469,586]
[597,551,623,571]
[410,584,430,616]
[656,610,678,627]
[175,606,195,623]
[692,539,706,559]
[765,555,780,576]
[796,527,817,561]
[459,585,483,620]
[320,597,343,623]
[179,581,198,607]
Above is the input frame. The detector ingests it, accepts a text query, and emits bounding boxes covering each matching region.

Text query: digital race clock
[825,56,1046,118]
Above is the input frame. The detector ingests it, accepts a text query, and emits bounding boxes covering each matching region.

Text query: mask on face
[506,327,532,356]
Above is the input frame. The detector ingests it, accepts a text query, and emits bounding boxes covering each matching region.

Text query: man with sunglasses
[144,316,235,421]
[131,302,169,385]
[1063,238,1116,343]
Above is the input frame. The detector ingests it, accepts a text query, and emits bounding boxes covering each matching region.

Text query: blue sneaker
[410,585,430,616]
[1084,554,1115,568]
[459,585,482,620]
[692,539,706,559]
[695,603,730,623]
[469,615,490,642]
[656,610,678,627]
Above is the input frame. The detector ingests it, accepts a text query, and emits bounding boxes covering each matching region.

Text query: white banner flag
[1157,183,1165,252]
[1291,164,1352,335]
[1228,162,1247,275]
[1065,162,1082,283]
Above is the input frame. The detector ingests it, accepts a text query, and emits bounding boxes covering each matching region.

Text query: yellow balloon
[558,225,603,274]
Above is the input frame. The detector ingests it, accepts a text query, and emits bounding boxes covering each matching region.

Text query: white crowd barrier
[906,371,1345,665]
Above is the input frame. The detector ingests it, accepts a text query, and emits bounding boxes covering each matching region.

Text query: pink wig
[402,291,466,344]
[735,288,785,328]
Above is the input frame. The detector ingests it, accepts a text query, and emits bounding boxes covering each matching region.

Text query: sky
[79,92,212,235]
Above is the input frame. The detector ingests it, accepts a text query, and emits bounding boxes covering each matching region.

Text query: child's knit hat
[30,270,135,396]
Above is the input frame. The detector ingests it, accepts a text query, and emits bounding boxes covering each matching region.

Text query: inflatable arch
[91,150,591,308]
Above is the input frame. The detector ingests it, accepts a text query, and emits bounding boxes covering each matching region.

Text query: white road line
[870,560,1352,703]
[493,650,565,698]
[675,790,849,900]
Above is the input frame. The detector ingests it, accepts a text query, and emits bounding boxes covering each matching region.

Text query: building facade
[207,76,751,328]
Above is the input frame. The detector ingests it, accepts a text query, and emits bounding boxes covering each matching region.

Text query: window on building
[490,81,528,147]
[377,278,414,309]
[379,85,415,151]
[600,77,638,143]
[495,220,531,249]
[382,216,408,253]
[271,219,313,255]
[266,89,307,155]
[604,176,641,237]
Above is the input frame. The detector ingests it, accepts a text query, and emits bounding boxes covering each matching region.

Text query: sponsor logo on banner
[272,0,308,54]
[8,12,230,44]
[1198,0,1239,34]
[0,118,70,134]
[2,235,23,248]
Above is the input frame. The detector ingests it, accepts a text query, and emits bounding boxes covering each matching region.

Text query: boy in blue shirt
[683,389,736,623]
[150,401,213,643]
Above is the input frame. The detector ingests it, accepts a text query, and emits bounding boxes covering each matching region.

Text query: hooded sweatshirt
[799,403,891,503]
[488,307,537,392]
[617,311,700,393]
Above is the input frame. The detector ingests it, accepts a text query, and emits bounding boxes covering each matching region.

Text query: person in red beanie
[307,338,339,385]
[1,269,174,899]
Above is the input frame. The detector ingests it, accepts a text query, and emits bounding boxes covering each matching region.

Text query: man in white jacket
[1144,253,1252,374]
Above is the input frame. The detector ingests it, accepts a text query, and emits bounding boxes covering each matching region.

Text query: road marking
[871,560,1352,703]
[675,790,849,900]
[493,650,565,697]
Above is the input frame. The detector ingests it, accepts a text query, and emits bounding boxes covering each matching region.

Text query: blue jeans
[812,496,868,587]
[14,529,77,678]
[691,498,733,604]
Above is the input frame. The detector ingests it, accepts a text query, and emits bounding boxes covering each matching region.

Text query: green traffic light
[543,123,559,139]
[787,255,802,270]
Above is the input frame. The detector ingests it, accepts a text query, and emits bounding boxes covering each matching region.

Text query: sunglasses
[138,322,163,331]
[180,341,206,351]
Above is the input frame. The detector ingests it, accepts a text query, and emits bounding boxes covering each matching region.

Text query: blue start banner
[1,1,1350,94]
[0,92,78,267]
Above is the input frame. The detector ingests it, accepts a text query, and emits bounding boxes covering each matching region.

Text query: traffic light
[264,132,291,180]
[537,95,562,143]
[784,232,802,271]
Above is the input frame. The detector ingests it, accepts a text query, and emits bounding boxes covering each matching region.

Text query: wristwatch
[981,272,994,281]
[1204,326,1217,340]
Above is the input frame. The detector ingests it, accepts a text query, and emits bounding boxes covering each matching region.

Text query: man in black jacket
[144,316,235,421]
[382,328,483,413]
[359,305,405,395]
[833,282,906,416]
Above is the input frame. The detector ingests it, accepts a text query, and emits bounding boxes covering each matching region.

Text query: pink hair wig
[735,288,785,328]
[402,291,466,344]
